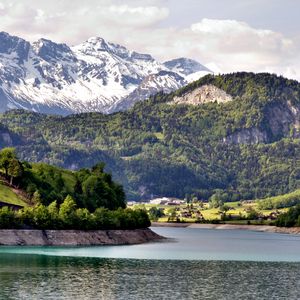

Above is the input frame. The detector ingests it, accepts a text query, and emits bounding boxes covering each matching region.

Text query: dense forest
[0,72,300,201]
[0,148,126,209]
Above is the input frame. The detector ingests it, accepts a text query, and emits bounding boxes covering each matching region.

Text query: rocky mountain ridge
[0,32,212,115]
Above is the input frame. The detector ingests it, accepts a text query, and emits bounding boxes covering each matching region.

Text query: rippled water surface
[1,227,300,299]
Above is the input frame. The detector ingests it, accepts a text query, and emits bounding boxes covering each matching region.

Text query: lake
[1,227,300,299]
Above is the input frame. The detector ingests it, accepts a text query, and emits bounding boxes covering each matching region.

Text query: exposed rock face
[224,100,300,144]
[266,101,300,139]
[0,228,163,246]
[223,128,268,144]
[0,124,22,147]
[171,85,233,106]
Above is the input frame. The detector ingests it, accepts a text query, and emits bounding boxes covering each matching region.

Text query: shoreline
[0,228,164,246]
[151,222,300,235]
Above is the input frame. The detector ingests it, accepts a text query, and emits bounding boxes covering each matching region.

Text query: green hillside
[0,182,27,207]
[0,72,300,201]
[0,148,151,230]
[0,148,126,211]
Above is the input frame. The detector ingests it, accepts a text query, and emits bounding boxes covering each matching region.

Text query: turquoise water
[1,227,300,261]
[1,227,300,299]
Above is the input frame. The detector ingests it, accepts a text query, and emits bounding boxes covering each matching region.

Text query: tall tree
[7,158,23,186]
[0,148,17,178]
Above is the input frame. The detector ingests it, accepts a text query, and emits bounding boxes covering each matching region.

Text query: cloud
[186,19,296,71]
[108,4,169,26]
[130,19,299,80]
[0,0,299,80]
[0,0,169,42]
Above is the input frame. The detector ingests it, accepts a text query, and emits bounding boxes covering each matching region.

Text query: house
[127,201,138,206]
[149,197,170,205]
[150,197,185,205]
[267,211,280,220]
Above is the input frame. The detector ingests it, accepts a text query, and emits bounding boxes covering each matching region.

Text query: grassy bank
[0,182,27,207]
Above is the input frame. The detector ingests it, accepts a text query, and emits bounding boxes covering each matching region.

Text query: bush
[0,207,20,229]
[275,204,300,227]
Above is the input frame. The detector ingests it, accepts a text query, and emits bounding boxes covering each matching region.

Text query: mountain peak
[0,32,210,115]
[75,37,155,62]
[0,31,11,39]
[32,38,75,62]
[0,31,30,63]
[164,57,211,76]
[85,36,109,50]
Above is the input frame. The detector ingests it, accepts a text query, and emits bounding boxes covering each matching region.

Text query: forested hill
[0,148,126,211]
[0,72,300,201]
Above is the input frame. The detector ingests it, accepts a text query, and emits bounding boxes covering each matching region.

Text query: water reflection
[0,254,300,299]
[1,227,300,299]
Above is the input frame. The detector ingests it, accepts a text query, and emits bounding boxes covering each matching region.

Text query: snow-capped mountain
[163,57,212,83]
[113,70,186,112]
[0,32,212,115]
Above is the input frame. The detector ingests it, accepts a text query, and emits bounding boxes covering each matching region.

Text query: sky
[0,0,299,80]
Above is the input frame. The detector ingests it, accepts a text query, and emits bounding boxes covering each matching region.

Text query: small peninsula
[0,148,162,246]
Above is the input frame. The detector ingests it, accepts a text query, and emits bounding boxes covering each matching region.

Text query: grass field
[132,201,286,223]
[0,182,28,207]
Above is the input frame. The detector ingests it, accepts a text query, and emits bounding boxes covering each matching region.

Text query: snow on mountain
[0,32,212,115]
[163,58,212,82]
[112,70,185,112]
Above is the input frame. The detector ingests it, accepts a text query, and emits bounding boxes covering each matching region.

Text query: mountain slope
[163,57,211,82]
[0,182,27,207]
[0,72,299,201]
[113,71,185,112]
[0,32,211,115]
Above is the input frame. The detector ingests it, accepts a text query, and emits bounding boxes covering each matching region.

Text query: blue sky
[0,0,299,80]
[160,0,299,35]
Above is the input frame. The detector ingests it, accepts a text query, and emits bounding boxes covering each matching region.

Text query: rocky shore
[152,222,300,235]
[0,228,164,246]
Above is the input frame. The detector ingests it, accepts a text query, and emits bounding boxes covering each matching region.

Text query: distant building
[149,197,185,205]
[149,197,170,205]
[168,200,185,205]
[127,201,138,206]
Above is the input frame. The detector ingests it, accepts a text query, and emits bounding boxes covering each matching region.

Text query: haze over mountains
[0,32,211,115]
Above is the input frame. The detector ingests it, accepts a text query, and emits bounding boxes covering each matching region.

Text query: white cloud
[0,0,169,42]
[0,0,299,80]
[133,19,300,80]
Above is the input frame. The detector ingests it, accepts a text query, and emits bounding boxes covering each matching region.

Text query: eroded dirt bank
[0,228,164,246]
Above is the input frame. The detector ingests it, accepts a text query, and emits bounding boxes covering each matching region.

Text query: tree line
[0,195,150,230]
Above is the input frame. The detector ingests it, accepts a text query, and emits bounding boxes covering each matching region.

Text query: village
[128,197,284,224]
